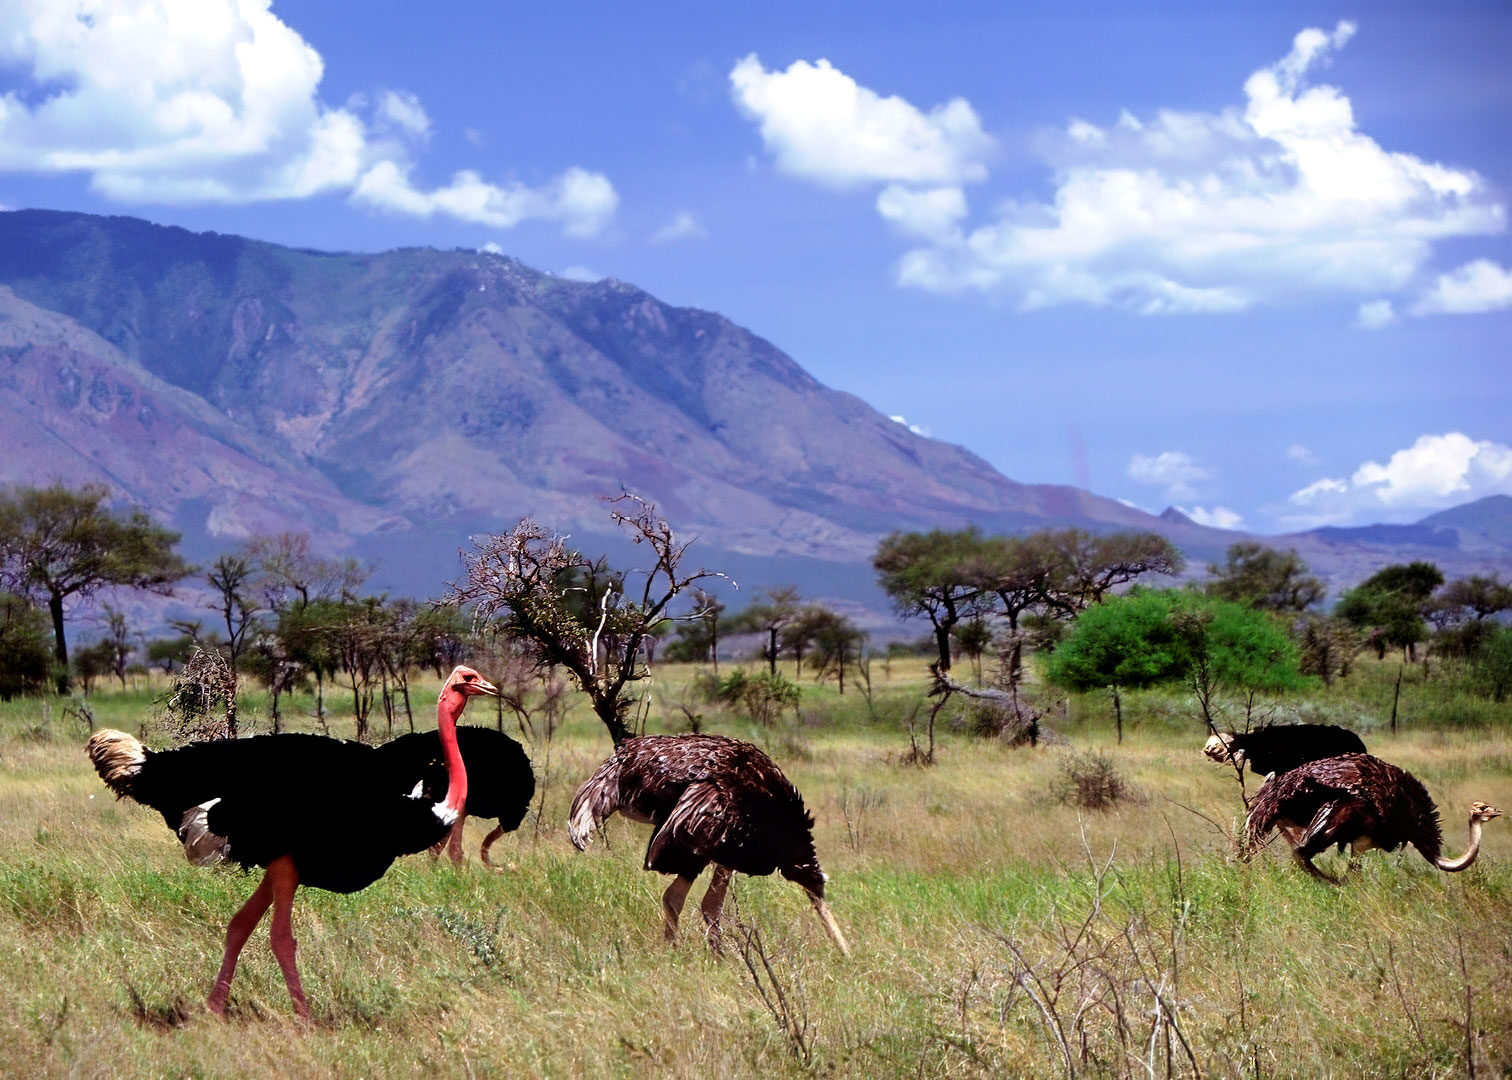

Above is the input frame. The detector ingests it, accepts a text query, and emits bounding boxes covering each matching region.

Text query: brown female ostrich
[87,666,498,1018]
[568,734,850,954]
[1246,752,1502,882]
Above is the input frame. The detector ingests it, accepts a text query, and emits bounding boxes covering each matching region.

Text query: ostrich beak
[808,894,851,957]
[474,677,500,697]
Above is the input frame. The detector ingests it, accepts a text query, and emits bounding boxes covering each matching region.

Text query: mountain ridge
[0,208,1507,603]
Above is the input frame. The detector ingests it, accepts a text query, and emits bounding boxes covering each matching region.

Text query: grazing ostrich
[568,734,850,955]
[86,666,499,1019]
[1246,752,1502,882]
[373,726,535,867]
[1203,723,1366,777]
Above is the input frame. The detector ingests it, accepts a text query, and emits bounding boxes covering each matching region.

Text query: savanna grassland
[0,656,1508,1079]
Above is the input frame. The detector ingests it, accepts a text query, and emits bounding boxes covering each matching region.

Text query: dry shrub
[1052,749,1134,810]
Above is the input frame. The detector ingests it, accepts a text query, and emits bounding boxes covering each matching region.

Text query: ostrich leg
[1294,804,1344,885]
[700,865,733,953]
[265,856,310,1019]
[445,816,467,864]
[662,876,694,941]
[480,824,507,869]
[206,870,276,1016]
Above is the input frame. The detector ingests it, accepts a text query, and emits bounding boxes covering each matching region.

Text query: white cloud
[560,265,603,282]
[352,162,617,236]
[1355,299,1397,329]
[1127,450,1212,501]
[1285,443,1319,466]
[0,0,616,235]
[1410,259,1512,315]
[463,127,485,147]
[876,185,968,244]
[376,90,430,141]
[480,241,503,255]
[1176,505,1245,529]
[734,23,1506,316]
[1284,433,1512,526]
[650,211,708,244]
[888,414,930,437]
[729,54,992,188]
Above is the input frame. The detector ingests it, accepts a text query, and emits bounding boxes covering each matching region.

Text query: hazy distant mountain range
[0,209,1507,606]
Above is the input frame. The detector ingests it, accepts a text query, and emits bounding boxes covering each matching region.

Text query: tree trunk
[48,590,70,694]
[1390,663,1403,735]
[1111,686,1123,745]
[768,628,778,676]
[934,624,952,673]
[594,696,632,746]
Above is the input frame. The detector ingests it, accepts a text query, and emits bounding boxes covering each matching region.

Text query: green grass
[0,657,1508,1077]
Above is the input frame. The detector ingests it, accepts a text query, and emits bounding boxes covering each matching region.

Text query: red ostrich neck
[436,685,469,818]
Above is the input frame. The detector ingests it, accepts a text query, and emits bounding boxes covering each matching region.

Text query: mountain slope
[0,210,1156,571]
[0,208,1505,602]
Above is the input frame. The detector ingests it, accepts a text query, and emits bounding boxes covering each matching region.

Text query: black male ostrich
[1246,752,1503,882]
[1203,723,1366,776]
[569,734,850,955]
[86,666,499,1018]
[372,726,535,867]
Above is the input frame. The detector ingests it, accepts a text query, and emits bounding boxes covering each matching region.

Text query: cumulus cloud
[734,24,1506,317]
[1355,299,1397,329]
[1410,259,1512,315]
[1284,433,1512,526]
[650,211,709,244]
[1286,443,1319,466]
[0,0,616,235]
[559,265,603,282]
[1176,505,1245,529]
[729,54,992,188]
[888,414,930,437]
[1127,450,1212,501]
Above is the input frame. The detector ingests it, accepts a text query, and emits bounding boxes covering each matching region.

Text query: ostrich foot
[1294,852,1341,885]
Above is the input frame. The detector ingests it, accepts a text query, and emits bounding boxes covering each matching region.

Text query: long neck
[436,689,469,818]
[1434,818,1484,872]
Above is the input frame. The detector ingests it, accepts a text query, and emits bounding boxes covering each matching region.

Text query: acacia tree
[1205,543,1325,613]
[0,484,190,691]
[1336,561,1444,662]
[450,496,727,745]
[740,585,801,676]
[808,609,867,693]
[873,528,989,673]
[99,603,135,689]
[0,592,51,700]
[1046,529,1185,612]
[206,553,262,685]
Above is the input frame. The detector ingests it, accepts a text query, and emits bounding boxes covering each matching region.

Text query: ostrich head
[1469,801,1504,823]
[1202,732,1243,766]
[442,666,500,699]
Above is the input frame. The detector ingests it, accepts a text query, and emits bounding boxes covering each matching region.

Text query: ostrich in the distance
[1203,723,1366,777]
[87,666,499,1018]
[373,726,535,867]
[568,734,850,955]
[1246,752,1502,882]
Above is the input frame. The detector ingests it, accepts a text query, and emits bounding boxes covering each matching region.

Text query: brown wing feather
[1247,753,1442,858]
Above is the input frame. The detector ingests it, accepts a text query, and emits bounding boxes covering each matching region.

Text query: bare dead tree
[159,646,238,741]
[449,495,729,745]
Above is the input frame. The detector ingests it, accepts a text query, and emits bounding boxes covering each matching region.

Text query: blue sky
[1,1,1508,533]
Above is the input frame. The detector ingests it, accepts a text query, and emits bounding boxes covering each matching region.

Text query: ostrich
[568,733,850,955]
[86,665,499,1019]
[372,726,535,867]
[1203,723,1366,777]
[1246,752,1502,882]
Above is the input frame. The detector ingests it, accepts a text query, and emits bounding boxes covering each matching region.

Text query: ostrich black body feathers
[95,732,454,892]
[373,725,535,833]
[1208,723,1366,777]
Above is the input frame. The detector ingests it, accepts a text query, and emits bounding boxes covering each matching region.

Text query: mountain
[0,208,1506,606]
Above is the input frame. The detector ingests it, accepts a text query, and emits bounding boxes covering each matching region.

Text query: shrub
[698,668,801,726]
[1052,750,1133,810]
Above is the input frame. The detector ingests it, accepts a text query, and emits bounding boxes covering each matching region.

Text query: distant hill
[0,208,1506,608]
